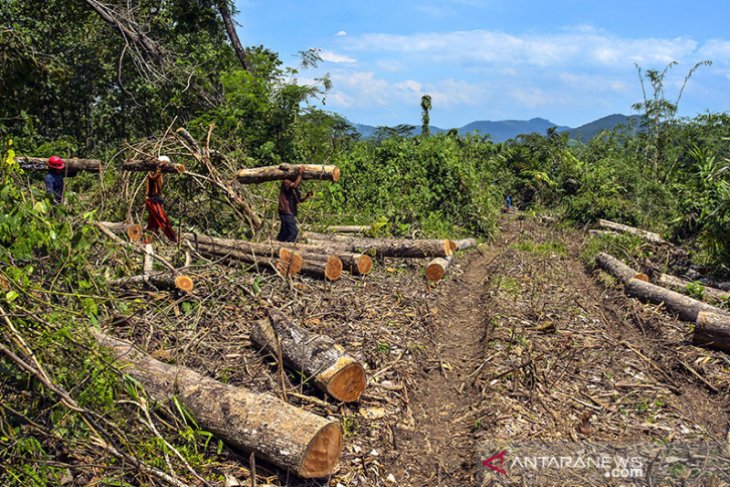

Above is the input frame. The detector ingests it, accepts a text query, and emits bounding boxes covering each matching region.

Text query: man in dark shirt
[144,155,177,242]
[45,156,65,205]
[277,166,313,242]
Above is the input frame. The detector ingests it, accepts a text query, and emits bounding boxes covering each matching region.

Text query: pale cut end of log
[278,248,303,275]
[355,254,373,275]
[426,258,449,282]
[448,240,457,252]
[634,273,650,282]
[126,224,143,242]
[321,358,367,402]
[331,166,341,182]
[324,256,343,281]
[443,240,454,257]
[299,422,343,478]
[173,163,186,173]
[174,275,194,293]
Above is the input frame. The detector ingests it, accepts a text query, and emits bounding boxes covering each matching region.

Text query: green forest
[2,1,730,486]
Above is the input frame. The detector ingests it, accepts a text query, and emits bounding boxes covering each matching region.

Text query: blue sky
[235,0,730,128]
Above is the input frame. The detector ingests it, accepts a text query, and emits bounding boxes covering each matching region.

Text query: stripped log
[694,312,730,351]
[251,310,366,402]
[98,222,143,242]
[194,241,302,276]
[597,219,666,244]
[108,273,194,293]
[425,256,453,282]
[303,232,453,258]
[236,163,340,184]
[655,273,730,304]
[95,333,342,478]
[595,252,649,283]
[453,238,478,251]
[16,156,102,173]
[121,160,186,173]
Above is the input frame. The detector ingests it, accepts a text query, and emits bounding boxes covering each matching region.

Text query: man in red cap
[45,156,65,204]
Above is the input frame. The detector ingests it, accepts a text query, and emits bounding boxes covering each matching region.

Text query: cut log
[99,221,143,242]
[306,225,372,234]
[425,256,453,282]
[693,311,730,351]
[236,163,341,184]
[303,232,453,258]
[121,160,186,173]
[623,278,721,322]
[108,273,194,293]
[299,254,343,281]
[251,310,366,402]
[95,332,342,478]
[655,273,730,304]
[194,241,302,276]
[588,229,620,238]
[597,219,666,244]
[278,243,372,276]
[595,252,649,283]
[16,156,102,173]
[453,238,478,251]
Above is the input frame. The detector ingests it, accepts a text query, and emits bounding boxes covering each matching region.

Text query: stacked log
[16,156,102,173]
[98,222,143,242]
[597,219,665,244]
[96,333,342,478]
[193,240,302,276]
[303,232,453,259]
[236,163,340,184]
[277,241,372,276]
[121,160,186,173]
[251,310,367,402]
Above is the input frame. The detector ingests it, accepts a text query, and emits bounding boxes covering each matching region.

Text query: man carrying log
[277,165,313,242]
[45,156,65,205]
[144,156,177,243]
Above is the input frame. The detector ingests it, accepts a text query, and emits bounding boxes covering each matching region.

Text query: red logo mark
[482,450,508,475]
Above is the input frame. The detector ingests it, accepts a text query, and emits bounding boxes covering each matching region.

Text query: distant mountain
[351,114,641,143]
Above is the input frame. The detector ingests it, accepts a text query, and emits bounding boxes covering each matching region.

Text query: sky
[234,0,730,128]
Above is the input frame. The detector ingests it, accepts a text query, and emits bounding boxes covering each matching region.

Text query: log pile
[236,163,340,184]
[16,156,102,173]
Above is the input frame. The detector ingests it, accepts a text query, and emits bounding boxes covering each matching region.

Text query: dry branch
[236,163,340,184]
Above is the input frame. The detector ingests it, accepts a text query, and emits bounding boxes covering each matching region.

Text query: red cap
[48,156,65,170]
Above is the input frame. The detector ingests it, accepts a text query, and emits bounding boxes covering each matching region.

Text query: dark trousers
[277,213,298,242]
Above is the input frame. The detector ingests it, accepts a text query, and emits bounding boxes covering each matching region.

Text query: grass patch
[513,239,567,257]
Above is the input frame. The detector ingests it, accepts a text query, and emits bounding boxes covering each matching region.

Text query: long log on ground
[95,332,342,478]
[303,232,453,258]
[588,229,621,238]
[595,252,649,283]
[98,221,143,242]
[597,219,666,244]
[251,310,366,402]
[194,241,302,276]
[425,256,453,282]
[236,163,340,184]
[453,238,478,251]
[16,156,102,173]
[108,273,194,293]
[654,273,730,304]
[305,225,372,234]
[121,160,186,173]
[694,312,730,351]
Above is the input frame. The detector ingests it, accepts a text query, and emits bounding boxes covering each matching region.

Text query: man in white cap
[144,155,177,242]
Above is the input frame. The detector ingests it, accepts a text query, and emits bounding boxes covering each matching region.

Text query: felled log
[98,222,143,242]
[623,278,721,322]
[595,252,649,283]
[588,229,620,238]
[251,310,366,402]
[277,242,372,276]
[306,225,372,234]
[194,241,302,276]
[297,254,343,281]
[303,233,453,259]
[655,273,730,304]
[95,333,342,478]
[108,273,194,293]
[236,163,340,184]
[694,311,730,351]
[16,156,102,173]
[425,256,453,282]
[121,160,186,173]
[453,238,478,251]
[597,219,665,244]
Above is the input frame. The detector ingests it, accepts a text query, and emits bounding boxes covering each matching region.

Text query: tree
[420,95,432,136]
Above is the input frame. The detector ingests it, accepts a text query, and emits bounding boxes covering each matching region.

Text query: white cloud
[320,50,356,64]
[335,30,348,37]
[699,39,730,62]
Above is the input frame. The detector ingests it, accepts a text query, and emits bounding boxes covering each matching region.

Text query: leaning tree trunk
[655,273,730,304]
[217,0,251,71]
[425,256,453,282]
[16,156,102,173]
[693,311,730,351]
[98,221,142,242]
[95,333,342,478]
[595,252,649,283]
[121,160,186,173]
[303,233,453,259]
[236,163,340,184]
[108,273,194,293]
[597,219,665,244]
[250,310,366,402]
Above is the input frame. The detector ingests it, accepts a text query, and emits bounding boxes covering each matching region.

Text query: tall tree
[420,95,432,136]
[216,0,250,71]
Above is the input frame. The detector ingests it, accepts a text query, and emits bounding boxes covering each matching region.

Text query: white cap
[158,155,171,163]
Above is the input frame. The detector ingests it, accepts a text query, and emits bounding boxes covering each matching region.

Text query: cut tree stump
[16,156,102,173]
[425,256,453,282]
[694,311,730,351]
[98,222,143,242]
[95,333,342,478]
[595,252,649,283]
[251,310,366,402]
[303,232,453,258]
[597,219,666,244]
[108,273,194,293]
[236,163,340,184]
[655,273,730,304]
[121,160,186,173]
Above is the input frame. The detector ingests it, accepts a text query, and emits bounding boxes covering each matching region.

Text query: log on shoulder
[303,232,453,259]
[95,332,342,478]
[99,221,143,242]
[425,256,453,282]
[693,311,730,351]
[251,310,366,402]
[655,273,730,304]
[597,219,665,244]
[595,252,649,283]
[236,163,340,184]
[121,160,186,173]
[16,156,102,173]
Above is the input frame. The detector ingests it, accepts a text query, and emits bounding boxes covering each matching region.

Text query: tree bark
[121,160,186,173]
[453,238,478,251]
[654,273,730,304]
[95,333,342,478]
[693,311,730,351]
[216,0,251,71]
[192,241,302,276]
[298,254,343,281]
[304,233,453,258]
[236,163,341,184]
[108,273,194,293]
[250,310,366,402]
[595,252,649,283]
[425,256,453,282]
[597,219,665,244]
[623,278,721,322]
[98,222,143,242]
[16,156,102,173]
